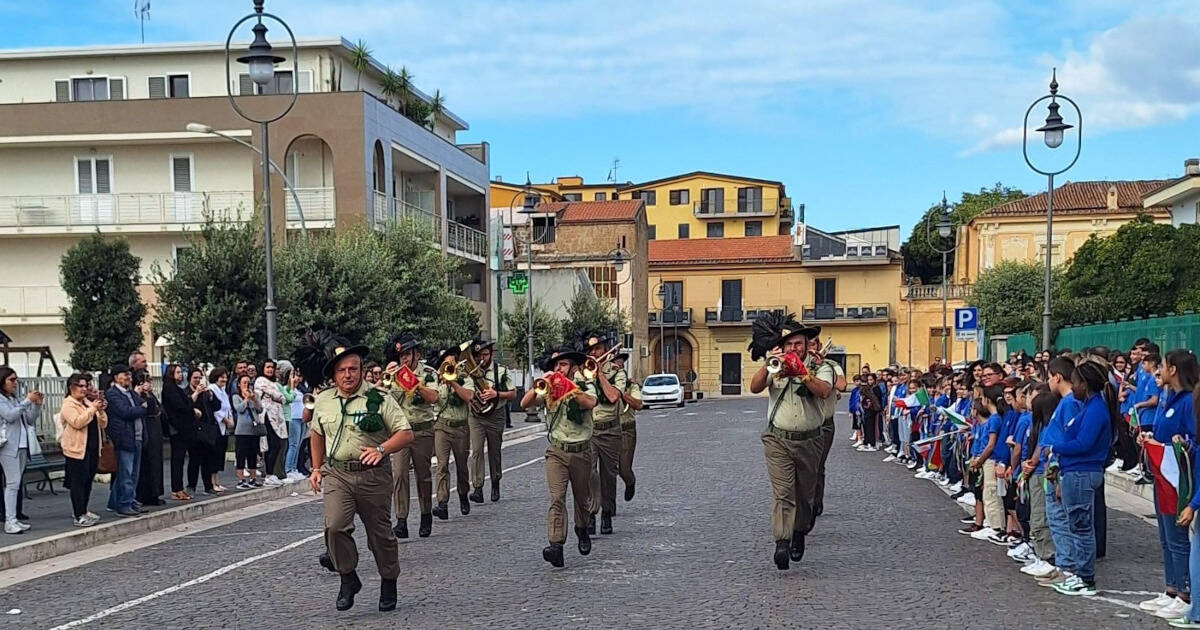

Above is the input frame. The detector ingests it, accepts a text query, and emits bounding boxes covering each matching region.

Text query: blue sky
[4,1,1200,236]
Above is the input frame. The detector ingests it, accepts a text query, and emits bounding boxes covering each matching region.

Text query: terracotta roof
[538,199,643,223]
[980,180,1172,218]
[649,235,795,265]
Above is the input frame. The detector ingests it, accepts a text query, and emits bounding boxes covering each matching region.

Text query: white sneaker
[16,520,30,531]
[970,527,998,541]
[936,476,951,486]
[73,515,96,528]
[263,476,283,486]
[957,494,976,506]
[1106,460,1123,473]
[1007,542,1031,558]
[286,471,305,482]
[1124,466,1144,478]
[883,455,897,463]
[1157,599,1191,619]
[852,439,863,447]
[949,482,963,493]
[1142,594,1177,611]
[856,445,871,452]
[1021,559,1052,576]
[4,520,22,534]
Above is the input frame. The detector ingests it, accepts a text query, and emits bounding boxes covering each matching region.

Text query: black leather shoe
[469,487,484,503]
[773,540,790,570]
[418,513,432,537]
[318,552,336,573]
[432,502,449,520]
[459,494,471,515]
[587,513,597,535]
[624,481,635,502]
[392,520,408,539]
[491,479,500,502]
[813,502,824,518]
[575,527,592,555]
[543,543,565,567]
[789,534,806,562]
[600,511,613,535]
[379,578,397,612]
[336,572,362,611]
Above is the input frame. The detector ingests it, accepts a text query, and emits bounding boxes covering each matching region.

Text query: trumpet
[766,356,784,374]
[439,358,458,382]
[581,344,624,381]
[533,377,550,397]
[303,393,317,410]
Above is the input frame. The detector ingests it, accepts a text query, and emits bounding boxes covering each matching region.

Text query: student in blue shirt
[848,375,863,446]
[1048,358,1116,596]
[1005,383,1034,549]
[967,385,1008,541]
[1039,357,1085,583]
[1018,383,1062,578]
[1140,350,1197,620]
[957,399,994,537]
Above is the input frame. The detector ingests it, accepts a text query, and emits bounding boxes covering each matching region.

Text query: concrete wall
[895,295,980,369]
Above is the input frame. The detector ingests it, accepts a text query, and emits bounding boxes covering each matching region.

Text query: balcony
[0,285,69,320]
[648,308,692,327]
[903,284,972,300]
[285,187,336,225]
[447,220,487,262]
[0,191,254,232]
[802,303,890,322]
[373,194,487,263]
[704,305,786,326]
[692,197,781,219]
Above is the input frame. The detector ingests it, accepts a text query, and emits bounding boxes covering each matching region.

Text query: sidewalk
[0,422,545,571]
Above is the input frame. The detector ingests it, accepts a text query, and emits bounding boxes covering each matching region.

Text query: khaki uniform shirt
[767,362,837,433]
[435,377,475,426]
[620,382,641,428]
[545,379,596,445]
[311,381,410,462]
[471,362,512,418]
[591,365,628,426]
[390,370,438,428]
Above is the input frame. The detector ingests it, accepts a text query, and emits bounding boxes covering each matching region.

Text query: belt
[769,425,823,442]
[438,418,468,429]
[550,438,590,453]
[328,457,389,473]
[410,420,433,432]
[593,420,618,431]
[620,421,636,430]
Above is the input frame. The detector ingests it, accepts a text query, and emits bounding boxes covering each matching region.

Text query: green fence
[1005,332,1037,357]
[1005,313,1200,355]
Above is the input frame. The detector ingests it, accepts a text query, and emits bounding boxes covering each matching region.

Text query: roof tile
[539,200,643,223]
[649,235,795,265]
[981,180,1171,217]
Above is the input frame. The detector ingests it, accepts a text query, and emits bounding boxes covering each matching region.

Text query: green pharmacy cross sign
[507,272,528,295]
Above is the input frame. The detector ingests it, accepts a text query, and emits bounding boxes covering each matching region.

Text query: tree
[1062,214,1183,319]
[379,67,402,109]
[427,89,445,130]
[396,66,413,116]
[901,183,1026,283]
[502,301,562,371]
[559,286,625,347]
[404,99,433,128]
[349,39,372,91]
[968,260,1097,349]
[60,234,147,371]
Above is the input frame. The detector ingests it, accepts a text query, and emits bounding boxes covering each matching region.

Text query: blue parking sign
[954,307,978,341]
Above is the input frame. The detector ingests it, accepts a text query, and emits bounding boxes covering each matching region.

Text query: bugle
[766,356,784,375]
[533,377,550,397]
[303,393,318,410]
[581,344,624,381]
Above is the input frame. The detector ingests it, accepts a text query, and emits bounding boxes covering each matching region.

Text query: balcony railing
[285,187,336,222]
[0,191,254,228]
[704,305,786,325]
[447,220,487,260]
[802,304,890,321]
[0,285,69,317]
[648,308,692,326]
[903,284,973,300]
[375,197,487,261]
[692,196,781,218]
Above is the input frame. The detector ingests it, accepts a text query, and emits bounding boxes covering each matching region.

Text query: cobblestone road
[0,398,1169,629]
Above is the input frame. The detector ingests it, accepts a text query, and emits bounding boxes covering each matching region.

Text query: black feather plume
[293,329,340,387]
[747,311,803,360]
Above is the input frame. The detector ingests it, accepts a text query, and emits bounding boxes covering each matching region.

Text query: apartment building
[0,38,491,375]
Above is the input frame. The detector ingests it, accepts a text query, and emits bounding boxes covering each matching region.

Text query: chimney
[1186,158,1200,177]
[1106,185,1119,211]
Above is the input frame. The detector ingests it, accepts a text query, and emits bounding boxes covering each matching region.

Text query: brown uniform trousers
[392,425,434,519]
[761,429,823,541]
[545,443,593,544]
[468,410,505,489]
[589,422,622,515]
[814,416,836,509]
[434,423,470,503]
[322,464,399,579]
[619,423,636,490]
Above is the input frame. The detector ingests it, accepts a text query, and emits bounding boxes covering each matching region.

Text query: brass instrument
[819,336,835,358]
[439,358,458,382]
[766,356,784,375]
[581,344,625,381]
[303,393,317,410]
[533,377,550,398]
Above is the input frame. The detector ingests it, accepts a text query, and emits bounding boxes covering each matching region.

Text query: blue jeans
[1059,470,1104,582]
[1158,512,1190,593]
[1188,518,1200,622]
[107,445,142,512]
[284,417,305,474]
[1045,479,1070,568]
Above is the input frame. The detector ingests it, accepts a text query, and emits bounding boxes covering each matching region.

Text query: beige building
[0,38,492,375]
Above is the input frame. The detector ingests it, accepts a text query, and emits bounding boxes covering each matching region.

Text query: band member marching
[581,332,626,535]
[296,331,414,612]
[520,346,598,567]
[747,313,836,570]
[810,335,846,519]
[383,332,439,539]
[612,351,642,502]
[431,344,475,520]
[467,338,515,503]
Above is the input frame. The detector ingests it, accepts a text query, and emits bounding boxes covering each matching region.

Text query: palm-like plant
[380,67,401,108]
[349,39,372,91]
[428,89,445,130]
[397,66,413,116]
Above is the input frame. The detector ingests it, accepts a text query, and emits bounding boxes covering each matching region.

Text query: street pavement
[0,397,1171,629]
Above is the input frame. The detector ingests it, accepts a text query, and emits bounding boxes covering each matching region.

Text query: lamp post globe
[237,22,284,87]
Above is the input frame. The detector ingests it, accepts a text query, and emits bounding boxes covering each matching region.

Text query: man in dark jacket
[105,364,147,516]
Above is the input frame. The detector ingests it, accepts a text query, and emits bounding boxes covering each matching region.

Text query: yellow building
[648,227,901,396]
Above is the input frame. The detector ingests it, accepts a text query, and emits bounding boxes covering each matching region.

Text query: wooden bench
[22,452,65,499]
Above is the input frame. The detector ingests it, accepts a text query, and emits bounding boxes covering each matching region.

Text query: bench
[22,453,65,499]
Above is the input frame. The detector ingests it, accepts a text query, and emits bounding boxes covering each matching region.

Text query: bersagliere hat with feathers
[747,311,821,361]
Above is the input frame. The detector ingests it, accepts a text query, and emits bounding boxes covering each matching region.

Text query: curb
[1104,468,1153,504]
[0,424,545,572]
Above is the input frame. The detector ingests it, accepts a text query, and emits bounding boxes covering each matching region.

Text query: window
[562,193,582,202]
[721,353,742,395]
[720,279,743,322]
[531,216,556,243]
[173,244,194,273]
[634,190,657,205]
[71,77,108,101]
[737,186,763,213]
[744,220,762,236]
[611,192,619,200]
[707,222,724,238]
[814,278,836,318]
[169,74,190,98]
[170,154,196,221]
[661,281,683,311]
[75,156,114,223]
[594,192,606,201]
[698,188,723,214]
[647,225,656,240]
[587,266,618,299]
[669,189,690,205]
[678,223,690,239]
[240,70,295,95]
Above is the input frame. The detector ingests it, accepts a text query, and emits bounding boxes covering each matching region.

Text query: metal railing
[285,187,336,221]
[15,376,165,450]
[447,220,487,259]
[0,285,69,317]
[0,191,254,227]
[703,305,786,325]
[903,284,973,300]
[692,196,781,217]
[802,303,891,321]
[648,308,692,326]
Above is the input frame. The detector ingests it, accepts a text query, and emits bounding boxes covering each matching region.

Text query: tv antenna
[606,157,621,183]
[134,1,151,43]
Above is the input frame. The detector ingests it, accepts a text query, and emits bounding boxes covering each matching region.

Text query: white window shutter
[55,80,70,102]
[148,76,166,99]
[299,70,313,93]
[109,77,125,100]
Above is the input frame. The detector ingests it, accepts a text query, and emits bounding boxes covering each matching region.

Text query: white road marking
[47,455,547,630]
[1083,594,1147,615]
[185,529,323,539]
[1098,589,1160,597]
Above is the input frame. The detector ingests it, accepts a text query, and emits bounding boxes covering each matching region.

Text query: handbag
[97,428,118,474]
[252,419,268,437]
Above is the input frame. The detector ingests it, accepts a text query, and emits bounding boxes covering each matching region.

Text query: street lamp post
[514,181,543,395]
[1022,68,1081,351]
[608,244,629,345]
[225,0,298,360]
[926,193,958,366]
[654,280,667,373]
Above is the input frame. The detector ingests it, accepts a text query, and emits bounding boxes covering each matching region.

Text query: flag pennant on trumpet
[394,365,420,393]
[547,372,579,407]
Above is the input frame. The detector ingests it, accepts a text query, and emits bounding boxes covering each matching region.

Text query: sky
[3,1,1200,237]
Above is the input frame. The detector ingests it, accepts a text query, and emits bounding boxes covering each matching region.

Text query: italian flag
[1146,441,1194,516]
[894,394,919,410]
[939,406,972,429]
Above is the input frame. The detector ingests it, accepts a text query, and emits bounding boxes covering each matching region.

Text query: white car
[642,373,684,408]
